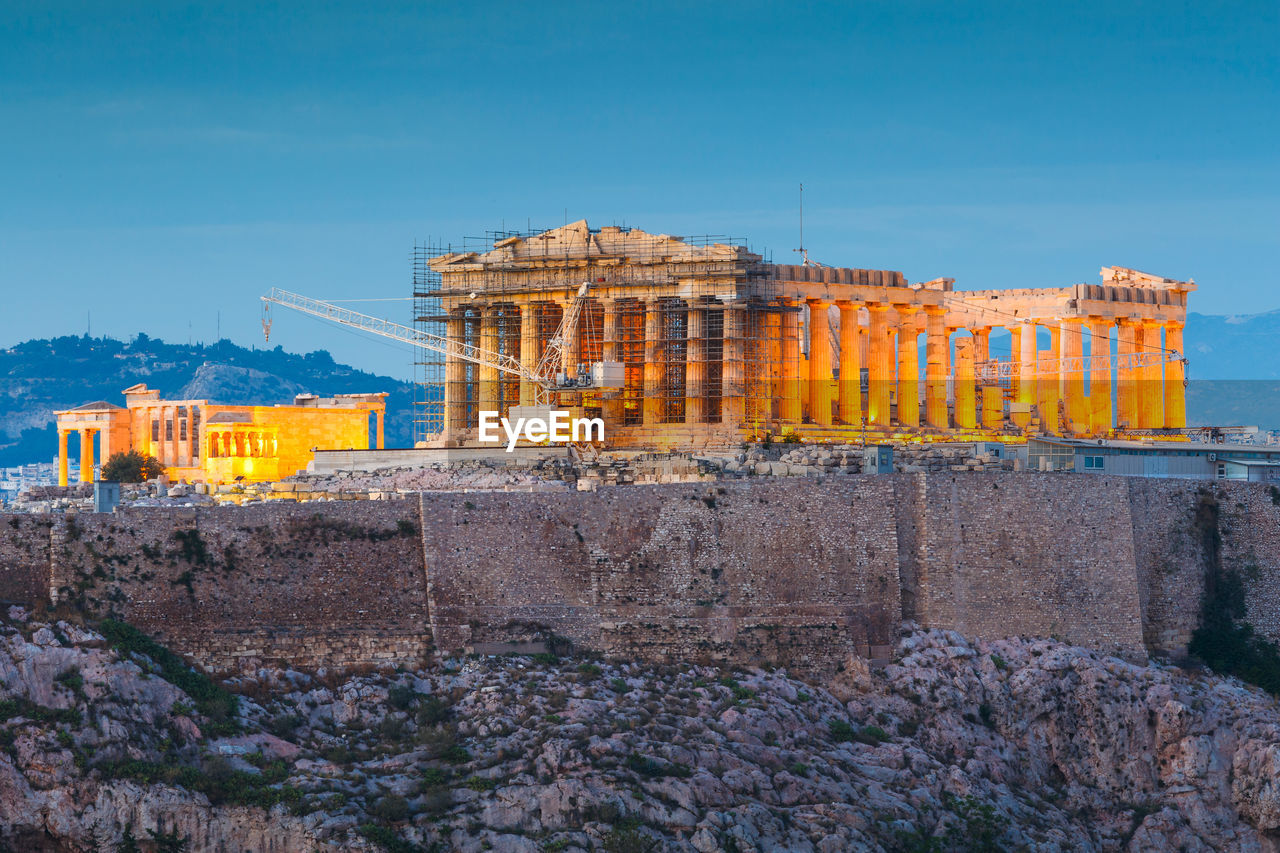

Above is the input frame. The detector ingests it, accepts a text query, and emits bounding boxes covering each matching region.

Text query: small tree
[101,450,164,483]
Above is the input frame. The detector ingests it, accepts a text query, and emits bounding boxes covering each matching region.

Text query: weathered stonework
[420,479,902,672]
[2,473,1278,676]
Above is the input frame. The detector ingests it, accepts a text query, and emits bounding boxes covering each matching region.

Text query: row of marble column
[442,298,1187,435]
[56,428,97,487]
[205,428,278,459]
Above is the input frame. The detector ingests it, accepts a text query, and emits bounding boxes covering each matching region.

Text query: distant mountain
[1184,311,1280,380]
[0,334,416,468]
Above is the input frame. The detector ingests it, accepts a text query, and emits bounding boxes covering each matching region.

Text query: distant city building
[53,384,387,485]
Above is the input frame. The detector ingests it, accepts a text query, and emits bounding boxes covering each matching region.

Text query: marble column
[601,300,622,424]
[780,302,801,423]
[1139,320,1165,429]
[445,312,467,438]
[1060,319,1087,434]
[837,303,862,426]
[686,304,706,424]
[1164,323,1186,429]
[1088,319,1114,434]
[807,300,833,426]
[867,305,893,427]
[894,306,920,427]
[643,300,662,425]
[519,302,539,406]
[1116,320,1139,429]
[954,337,976,429]
[78,427,94,483]
[57,430,69,487]
[924,307,947,428]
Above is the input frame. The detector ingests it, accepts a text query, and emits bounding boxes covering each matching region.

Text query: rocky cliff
[4,607,1280,852]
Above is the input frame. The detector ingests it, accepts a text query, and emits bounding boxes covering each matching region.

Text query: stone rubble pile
[4,607,1280,852]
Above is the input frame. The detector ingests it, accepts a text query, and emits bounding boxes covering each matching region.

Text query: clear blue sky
[2,1,1276,380]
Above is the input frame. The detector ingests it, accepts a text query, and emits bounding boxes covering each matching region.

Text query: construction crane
[259,286,624,406]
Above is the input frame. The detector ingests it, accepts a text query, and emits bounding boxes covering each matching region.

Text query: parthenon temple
[418,221,1193,449]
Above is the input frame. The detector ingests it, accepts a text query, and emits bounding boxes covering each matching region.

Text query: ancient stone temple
[53,385,387,485]
[417,221,1193,450]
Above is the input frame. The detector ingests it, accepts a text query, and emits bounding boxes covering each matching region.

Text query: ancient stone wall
[1126,479,1210,657]
[0,514,53,608]
[1210,481,1280,644]
[52,503,432,672]
[420,480,902,675]
[911,472,1148,657]
[4,472,1280,675]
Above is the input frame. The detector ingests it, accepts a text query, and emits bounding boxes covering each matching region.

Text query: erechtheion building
[54,385,387,485]
[415,220,1193,449]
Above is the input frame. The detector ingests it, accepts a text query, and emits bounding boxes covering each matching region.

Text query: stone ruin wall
[3,503,433,672]
[420,480,903,674]
[0,473,1278,675]
[913,473,1148,657]
[0,515,53,608]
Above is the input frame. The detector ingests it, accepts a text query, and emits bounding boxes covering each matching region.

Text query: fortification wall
[1211,481,1280,643]
[911,472,1147,657]
[52,503,431,672]
[4,472,1279,676]
[0,515,53,607]
[1127,479,1210,657]
[420,479,903,675]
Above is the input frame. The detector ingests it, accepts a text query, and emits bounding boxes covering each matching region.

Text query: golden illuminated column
[1164,322,1187,429]
[1139,320,1165,429]
[1037,352,1060,434]
[1088,319,1113,433]
[972,327,990,362]
[780,301,802,423]
[924,307,948,429]
[1060,319,1087,434]
[183,407,194,468]
[1012,321,1037,428]
[78,428,95,483]
[155,407,167,466]
[600,300,622,423]
[764,309,782,418]
[478,306,500,414]
[643,300,663,425]
[893,306,920,428]
[807,300,833,425]
[686,305,706,424]
[57,430,69,487]
[837,303,862,426]
[954,337,976,429]
[981,385,1003,430]
[519,302,539,406]
[722,306,746,426]
[867,304,893,427]
[444,311,467,437]
[375,409,384,450]
[1115,320,1139,429]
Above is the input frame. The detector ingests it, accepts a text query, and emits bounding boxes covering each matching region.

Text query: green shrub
[372,794,410,822]
[101,451,164,484]
[97,620,239,735]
